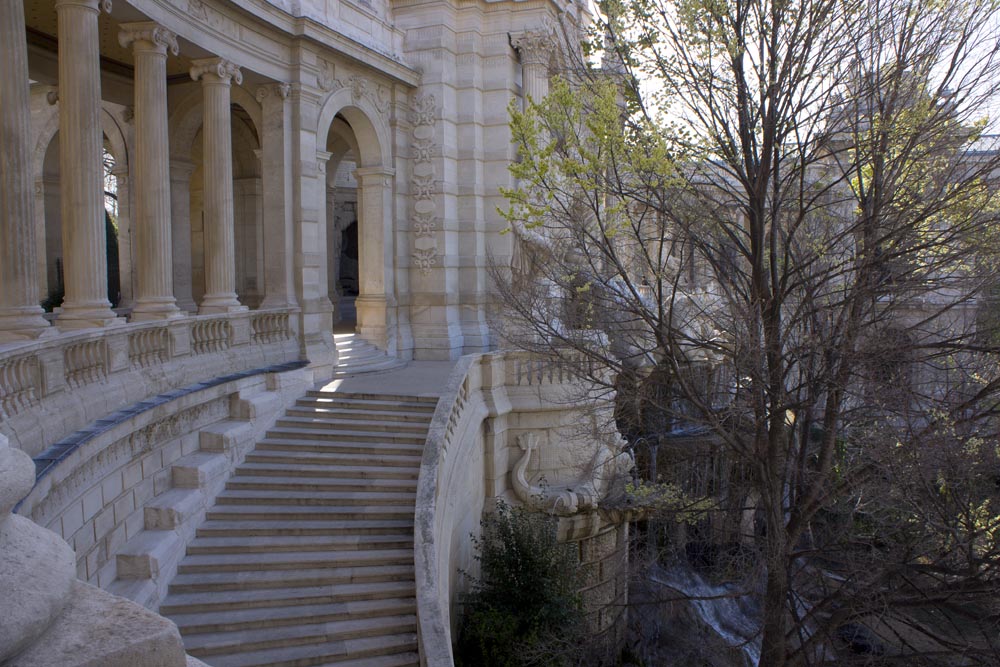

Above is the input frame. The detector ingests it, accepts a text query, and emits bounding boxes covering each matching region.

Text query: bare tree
[492,0,1000,664]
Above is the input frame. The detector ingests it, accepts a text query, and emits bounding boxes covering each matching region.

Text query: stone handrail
[0,307,300,457]
[414,353,480,667]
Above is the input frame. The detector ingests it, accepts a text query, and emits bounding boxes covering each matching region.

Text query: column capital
[510,29,557,67]
[54,0,112,14]
[354,166,396,185]
[118,22,179,56]
[190,58,242,86]
[256,83,291,102]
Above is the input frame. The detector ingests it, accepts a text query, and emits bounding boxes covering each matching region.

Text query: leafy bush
[456,501,585,667]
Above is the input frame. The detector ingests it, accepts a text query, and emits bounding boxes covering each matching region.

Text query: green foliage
[455,502,585,667]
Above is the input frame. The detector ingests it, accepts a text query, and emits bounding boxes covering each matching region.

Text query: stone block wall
[14,366,312,608]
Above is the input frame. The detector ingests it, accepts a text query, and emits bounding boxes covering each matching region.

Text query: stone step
[225,475,417,493]
[215,489,416,507]
[205,505,415,522]
[168,564,415,593]
[185,534,413,554]
[307,391,438,404]
[173,597,417,635]
[160,581,416,615]
[195,519,414,538]
[263,427,426,446]
[331,361,408,378]
[203,633,418,667]
[244,449,422,469]
[185,614,417,657]
[300,395,437,410]
[177,549,413,574]
[275,415,430,434]
[256,437,424,457]
[285,406,433,424]
[234,462,419,480]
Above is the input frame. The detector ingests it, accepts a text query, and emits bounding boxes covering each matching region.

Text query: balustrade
[0,307,299,457]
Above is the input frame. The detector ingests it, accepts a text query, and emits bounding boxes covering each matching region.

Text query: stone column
[511,30,555,102]
[256,83,297,309]
[169,159,197,312]
[0,0,53,340]
[316,150,335,321]
[355,166,395,350]
[54,0,121,329]
[190,58,246,314]
[120,23,182,320]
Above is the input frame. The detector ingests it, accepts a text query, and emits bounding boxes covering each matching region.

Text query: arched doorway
[316,95,396,354]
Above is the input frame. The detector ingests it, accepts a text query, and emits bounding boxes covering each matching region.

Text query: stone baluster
[0,0,53,340]
[54,0,122,329]
[256,83,298,309]
[190,58,246,313]
[120,23,183,320]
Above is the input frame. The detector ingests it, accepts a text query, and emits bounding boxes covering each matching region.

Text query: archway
[317,92,396,353]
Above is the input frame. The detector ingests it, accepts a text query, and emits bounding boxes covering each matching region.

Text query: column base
[0,307,55,343]
[131,297,184,321]
[259,296,299,310]
[175,296,198,313]
[355,295,388,352]
[56,300,125,330]
[198,293,247,315]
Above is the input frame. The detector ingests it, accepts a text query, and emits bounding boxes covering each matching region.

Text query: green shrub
[456,501,585,667]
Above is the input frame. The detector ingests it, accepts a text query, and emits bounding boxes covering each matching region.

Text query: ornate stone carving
[408,93,440,275]
[509,28,557,67]
[318,59,339,92]
[347,74,369,104]
[117,23,179,56]
[188,0,208,20]
[256,82,291,102]
[189,58,243,86]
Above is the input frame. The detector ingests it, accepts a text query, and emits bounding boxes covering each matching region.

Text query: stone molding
[117,22,179,56]
[255,82,291,102]
[189,58,243,86]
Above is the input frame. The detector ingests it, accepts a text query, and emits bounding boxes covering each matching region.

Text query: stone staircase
[159,389,440,667]
[333,333,407,377]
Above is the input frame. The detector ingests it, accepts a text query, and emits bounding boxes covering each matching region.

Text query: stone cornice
[189,58,243,86]
[118,22,180,56]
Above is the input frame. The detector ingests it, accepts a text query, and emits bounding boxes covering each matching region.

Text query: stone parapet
[0,307,300,458]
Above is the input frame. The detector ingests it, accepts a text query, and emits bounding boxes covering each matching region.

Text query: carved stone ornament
[118,23,180,56]
[190,58,243,86]
[318,60,339,92]
[409,94,436,127]
[408,91,440,275]
[509,28,558,67]
[188,0,208,20]
[256,82,291,102]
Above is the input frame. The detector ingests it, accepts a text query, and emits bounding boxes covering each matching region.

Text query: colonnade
[0,0,264,342]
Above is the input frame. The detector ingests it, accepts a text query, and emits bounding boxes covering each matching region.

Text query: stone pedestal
[54,0,122,329]
[121,23,183,321]
[190,58,246,314]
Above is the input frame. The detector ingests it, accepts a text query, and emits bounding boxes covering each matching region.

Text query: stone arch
[316,90,396,352]
[33,104,133,308]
